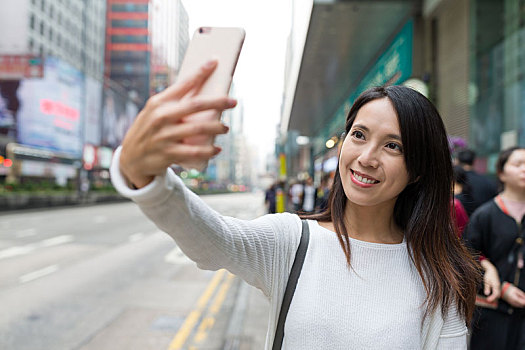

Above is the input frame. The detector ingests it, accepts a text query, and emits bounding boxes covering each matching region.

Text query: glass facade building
[105,0,150,106]
[470,0,525,171]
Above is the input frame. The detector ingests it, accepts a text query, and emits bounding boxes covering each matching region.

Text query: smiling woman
[111,61,479,349]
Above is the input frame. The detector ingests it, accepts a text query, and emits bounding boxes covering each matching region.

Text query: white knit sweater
[110,147,467,349]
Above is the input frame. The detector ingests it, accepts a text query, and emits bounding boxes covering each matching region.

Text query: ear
[497,171,506,184]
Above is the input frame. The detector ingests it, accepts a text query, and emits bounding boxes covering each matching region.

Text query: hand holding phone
[176,27,245,171]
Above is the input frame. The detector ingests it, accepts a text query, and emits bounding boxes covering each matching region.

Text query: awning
[285,0,419,137]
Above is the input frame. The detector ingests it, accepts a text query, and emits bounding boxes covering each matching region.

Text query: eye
[351,130,365,140]
[386,142,403,152]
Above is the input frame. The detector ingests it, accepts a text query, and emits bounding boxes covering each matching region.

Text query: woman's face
[338,98,410,209]
[500,149,525,192]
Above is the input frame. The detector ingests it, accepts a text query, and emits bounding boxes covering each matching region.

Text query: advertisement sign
[16,57,84,157]
[84,76,103,145]
[101,86,138,149]
[0,80,18,138]
[0,55,44,79]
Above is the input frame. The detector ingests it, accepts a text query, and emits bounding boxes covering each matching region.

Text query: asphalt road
[0,192,270,350]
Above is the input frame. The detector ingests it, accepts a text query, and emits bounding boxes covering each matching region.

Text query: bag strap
[272,219,310,350]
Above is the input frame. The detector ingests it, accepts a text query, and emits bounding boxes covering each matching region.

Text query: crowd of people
[265,174,333,215]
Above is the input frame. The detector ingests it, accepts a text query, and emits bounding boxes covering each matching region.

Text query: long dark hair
[304,86,479,322]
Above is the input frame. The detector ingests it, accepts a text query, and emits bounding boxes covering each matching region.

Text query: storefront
[469,0,525,172]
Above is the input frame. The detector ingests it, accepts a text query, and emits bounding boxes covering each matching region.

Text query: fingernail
[205,59,218,68]
[227,98,237,107]
[223,125,230,132]
[214,146,222,154]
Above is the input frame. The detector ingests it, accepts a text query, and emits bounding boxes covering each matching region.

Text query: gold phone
[176,27,245,171]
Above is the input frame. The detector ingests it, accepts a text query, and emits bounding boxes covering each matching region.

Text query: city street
[0,192,270,350]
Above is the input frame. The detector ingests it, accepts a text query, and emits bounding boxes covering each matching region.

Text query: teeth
[354,172,377,184]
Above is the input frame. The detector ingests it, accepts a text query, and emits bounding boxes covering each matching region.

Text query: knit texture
[110,146,468,349]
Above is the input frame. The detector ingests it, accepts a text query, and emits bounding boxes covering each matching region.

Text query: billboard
[16,56,84,157]
[0,55,44,79]
[0,80,18,138]
[100,86,138,149]
[84,76,103,145]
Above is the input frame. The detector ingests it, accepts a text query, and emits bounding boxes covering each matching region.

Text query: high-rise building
[150,0,189,93]
[0,0,107,183]
[104,0,150,105]
[0,0,106,80]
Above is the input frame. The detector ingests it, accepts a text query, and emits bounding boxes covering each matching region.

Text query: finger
[516,288,525,298]
[166,144,222,163]
[484,283,491,296]
[486,292,498,303]
[158,122,229,142]
[158,96,237,124]
[157,60,218,103]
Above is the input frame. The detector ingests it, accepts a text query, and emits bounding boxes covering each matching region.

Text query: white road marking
[129,232,144,242]
[164,246,193,265]
[16,228,37,238]
[0,235,74,260]
[19,265,59,284]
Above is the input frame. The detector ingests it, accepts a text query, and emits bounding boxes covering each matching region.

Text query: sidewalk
[0,192,127,212]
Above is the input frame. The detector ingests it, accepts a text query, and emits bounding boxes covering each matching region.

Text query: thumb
[484,283,491,296]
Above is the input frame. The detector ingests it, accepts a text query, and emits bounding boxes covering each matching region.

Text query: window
[58,12,61,25]
[28,38,34,51]
[49,5,53,19]
[39,22,44,35]
[57,34,61,47]
[30,14,35,30]
[49,27,53,41]
[41,0,45,12]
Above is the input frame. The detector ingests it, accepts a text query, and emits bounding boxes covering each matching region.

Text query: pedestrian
[464,146,525,349]
[454,165,476,217]
[289,180,303,213]
[300,177,316,213]
[265,182,277,214]
[110,61,479,349]
[315,174,332,212]
[456,149,498,214]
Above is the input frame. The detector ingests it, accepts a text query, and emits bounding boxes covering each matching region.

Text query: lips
[351,169,380,185]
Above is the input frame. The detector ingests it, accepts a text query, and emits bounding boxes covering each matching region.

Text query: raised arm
[110,61,302,297]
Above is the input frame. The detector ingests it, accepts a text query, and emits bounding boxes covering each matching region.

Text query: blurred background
[0,0,522,349]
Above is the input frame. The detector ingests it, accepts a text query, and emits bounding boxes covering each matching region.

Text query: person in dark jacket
[457,149,498,214]
[464,146,525,349]
[454,165,477,216]
[264,182,277,214]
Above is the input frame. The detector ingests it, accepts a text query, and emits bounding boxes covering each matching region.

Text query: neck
[343,201,403,244]
[501,188,525,202]
[462,164,473,171]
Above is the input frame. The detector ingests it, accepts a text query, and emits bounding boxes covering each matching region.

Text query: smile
[351,170,380,187]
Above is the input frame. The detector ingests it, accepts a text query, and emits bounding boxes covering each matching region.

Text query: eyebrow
[352,124,402,141]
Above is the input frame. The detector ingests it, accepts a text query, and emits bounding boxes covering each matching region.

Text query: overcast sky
[181,0,293,169]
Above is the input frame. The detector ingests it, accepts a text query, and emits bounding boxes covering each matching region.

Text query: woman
[111,61,479,349]
[465,147,525,349]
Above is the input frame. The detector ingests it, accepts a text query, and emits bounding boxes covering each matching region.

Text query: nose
[357,145,380,168]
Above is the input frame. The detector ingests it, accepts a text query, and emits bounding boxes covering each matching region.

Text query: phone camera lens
[199,28,203,34]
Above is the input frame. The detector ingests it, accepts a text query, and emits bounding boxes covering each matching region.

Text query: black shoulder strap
[272,219,310,350]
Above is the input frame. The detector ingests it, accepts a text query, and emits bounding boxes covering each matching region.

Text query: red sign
[0,55,44,79]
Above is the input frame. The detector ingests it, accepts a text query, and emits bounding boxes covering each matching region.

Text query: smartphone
[176,26,245,171]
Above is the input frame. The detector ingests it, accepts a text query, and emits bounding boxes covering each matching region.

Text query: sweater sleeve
[436,302,468,349]
[110,147,302,297]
